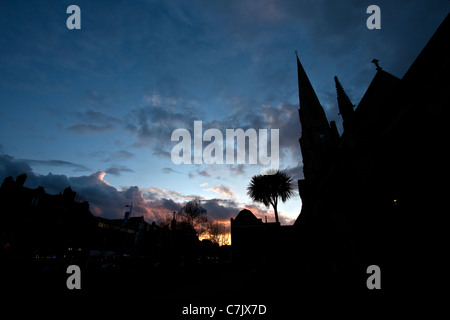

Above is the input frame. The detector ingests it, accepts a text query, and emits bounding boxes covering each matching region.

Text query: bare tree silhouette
[180,197,208,231]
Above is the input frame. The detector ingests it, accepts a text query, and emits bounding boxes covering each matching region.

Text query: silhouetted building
[230,209,295,269]
[294,14,449,289]
[0,174,96,259]
[0,174,203,272]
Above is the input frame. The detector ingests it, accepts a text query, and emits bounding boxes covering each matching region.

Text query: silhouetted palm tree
[247,170,295,224]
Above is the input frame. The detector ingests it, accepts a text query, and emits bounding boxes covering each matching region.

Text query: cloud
[228,164,247,176]
[152,147,173,159]
[67,123,115,134]
[205,184,236,198]
[188,168,211,179]
[0,153,296,224]
[146,198,182,217]
[199,198,294,224]
[188,164,249,181]
[118,0,447,172]
[0,154,39,178]
[197,169,211,178]
[104,150,135,162]
[126,96,200,152]
[83,89,124,110]
[143,187,197,202]
[199,101,303,172]
[105,166,134,176]
[161,167,183,175]
[201,198,241,222]
[282,164,304,182]
[21,158,91,172]
[67,110,122,135]
[0,155,152,220]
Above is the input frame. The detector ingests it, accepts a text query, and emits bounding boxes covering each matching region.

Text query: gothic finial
[371,59,382,71]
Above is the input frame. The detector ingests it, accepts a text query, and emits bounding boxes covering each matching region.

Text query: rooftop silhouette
[294,12,449,293]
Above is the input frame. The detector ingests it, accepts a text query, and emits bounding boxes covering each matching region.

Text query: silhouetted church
[294,14,448,290]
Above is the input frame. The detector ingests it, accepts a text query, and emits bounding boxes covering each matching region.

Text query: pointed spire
[334,76,354,116]
[296,53,330,130]
[296,53,337,183]
[334,76,355,132]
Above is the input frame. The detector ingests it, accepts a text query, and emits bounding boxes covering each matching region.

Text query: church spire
[296,53,336,184]
[296,53,330,131]
[334,76,355,126]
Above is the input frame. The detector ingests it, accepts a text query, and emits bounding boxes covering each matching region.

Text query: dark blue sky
[1,0,448,223]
